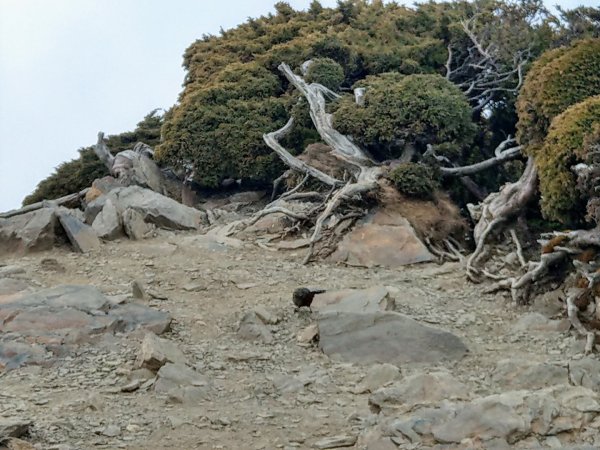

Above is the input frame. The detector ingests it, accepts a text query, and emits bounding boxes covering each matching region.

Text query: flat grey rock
[369,372,469,413]
[154,363,211,403]
[57,211,101,253]
[318,311,468,365]
[0,418,32,439]
[491,359,569,390]
[569,357,600,392]
[92,198,122,240]
[237,311,273,344]
[0,285,172,369]
[122,208,154,240]
[312,286,395,313]
[0,208,58,255]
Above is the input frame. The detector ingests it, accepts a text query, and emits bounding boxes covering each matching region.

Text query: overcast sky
[0,0,595,212]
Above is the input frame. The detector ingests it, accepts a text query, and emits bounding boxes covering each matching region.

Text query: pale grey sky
[0,0,595,211]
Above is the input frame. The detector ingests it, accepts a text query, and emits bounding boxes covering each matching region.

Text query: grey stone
[432,391,531,444]
[0,266,26,278]
[0,208,59,255]
[107,186,206,230]
[91,198,122,240]
[428,386,600,444]
[237,311,273,344]
[273,365,328,394]
[297,324,319,344]
[0,418,32,439]
[370,372,469,414]
[532,289,565,318]
[136,333,187,371]
[312,286,395,313]
[0,285,172,369]
[57,211,101,253]
[154,363,211,403]
[131,280,146,300]
[0,341,48,370]
[511,312,570,333]
[229,190,265,203]
[100,424,121,437]
[314,435,357,449]
[357,363,401,393]
[122,208,154,240]
[253,306,279,325]
[492,359,568,390]
[318,311,468,365]
[3,285,111,312]
[106,302,172,334]
[84,195,107,224]
[569,357,600,392]
[0,279,30,300]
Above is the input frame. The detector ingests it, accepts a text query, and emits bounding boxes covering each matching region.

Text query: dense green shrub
[333,74,475,160]
[24,111,163,205]
[305,58,345,91]
[157,1,480,189]
[517,39,600,148]
[536,95,600,224]
[388,162,438,199]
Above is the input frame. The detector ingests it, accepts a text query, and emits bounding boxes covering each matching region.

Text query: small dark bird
[293,287,326,309]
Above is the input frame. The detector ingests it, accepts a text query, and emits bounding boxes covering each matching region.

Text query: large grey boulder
[106,186,206,230]
[0,208,59,255]
[317,311,468,365]
[57,210,101,253]
[91,198,122,240]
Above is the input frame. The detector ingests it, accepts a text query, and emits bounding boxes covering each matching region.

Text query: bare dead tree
[446,13,531,112]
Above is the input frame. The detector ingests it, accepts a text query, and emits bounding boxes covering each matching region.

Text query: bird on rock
[292,287,326,309]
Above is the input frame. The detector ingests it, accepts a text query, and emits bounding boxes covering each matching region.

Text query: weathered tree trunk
[0,189,89,219]
[467,157,538,279]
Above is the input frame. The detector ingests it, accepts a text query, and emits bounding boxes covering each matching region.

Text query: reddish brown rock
[330,208,433,268]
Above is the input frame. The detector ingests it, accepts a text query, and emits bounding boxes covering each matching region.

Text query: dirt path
[0,230,588,449]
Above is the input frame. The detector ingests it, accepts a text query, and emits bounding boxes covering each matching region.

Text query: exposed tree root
[228,63,384,263]
[466,157,538,281]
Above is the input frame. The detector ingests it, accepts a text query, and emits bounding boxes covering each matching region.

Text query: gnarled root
[235,63,381,263]
[467,157,538,280]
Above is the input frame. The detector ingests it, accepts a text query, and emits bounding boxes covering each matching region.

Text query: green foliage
[22,148,109,206]
[517,39,600,148]
[161,0,482,189]
[536,95,600,224]
[305,58,345,91]
[156,62,289,188]
[23,111,163,205]
[388,162,438,199]
[333,74,475,160]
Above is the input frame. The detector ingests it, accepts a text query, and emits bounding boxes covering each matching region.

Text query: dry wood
[0,188,89,219]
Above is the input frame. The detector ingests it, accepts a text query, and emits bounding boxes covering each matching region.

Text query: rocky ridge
[1,226,599,449]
